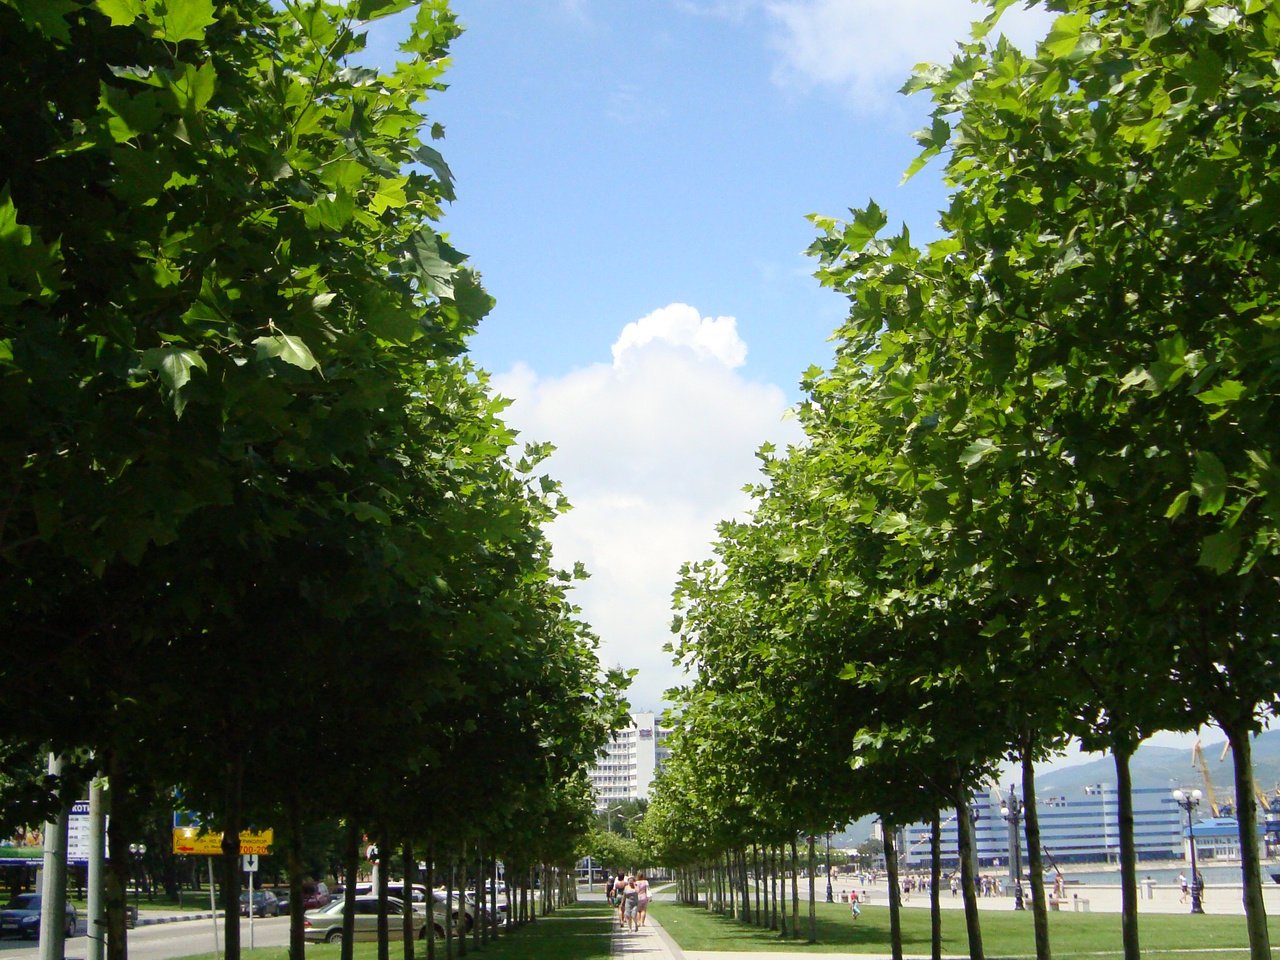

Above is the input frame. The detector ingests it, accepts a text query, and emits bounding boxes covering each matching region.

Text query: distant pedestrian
[1178,872,1188,904]
[621,876,640,932]
[1194,872,1205,904]
[1054,871,1065,901]
[950,875,959,897]
[636,873,650,927]
[849,888,861,920]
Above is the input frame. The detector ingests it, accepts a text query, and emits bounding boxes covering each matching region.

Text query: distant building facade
[899,783,1191,868]
[589,711,673,810]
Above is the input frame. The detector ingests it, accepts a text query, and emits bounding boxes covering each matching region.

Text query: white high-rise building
[590,711,673,809]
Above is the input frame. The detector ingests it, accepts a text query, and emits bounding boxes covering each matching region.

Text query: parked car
[302,882,331,910]
[303,896,444,944]
[239,890,279,917]
[0,894,77,938]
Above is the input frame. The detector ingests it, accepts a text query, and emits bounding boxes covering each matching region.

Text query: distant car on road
[239,890,280,917]
[303,895,444,944]
[0,894,77,938]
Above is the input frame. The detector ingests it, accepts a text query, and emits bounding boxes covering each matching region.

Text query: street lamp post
[1173,789,1205,914]
[1000,788,1025,911]
[128,843,147,921]
[825,832,833,903]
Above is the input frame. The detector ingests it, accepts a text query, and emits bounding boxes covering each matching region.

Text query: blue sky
[374,0,1057,712]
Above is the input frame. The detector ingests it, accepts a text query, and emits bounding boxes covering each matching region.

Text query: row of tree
[0,2,628,960]
[644,3,1280,960]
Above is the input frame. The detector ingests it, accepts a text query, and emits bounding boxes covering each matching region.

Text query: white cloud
[763,0,1054,110]
[492,304,800,710]
[612,302,748,369]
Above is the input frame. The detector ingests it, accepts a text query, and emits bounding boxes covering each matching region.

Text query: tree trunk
[783,839,793,942]
[286,793,305,960]
[752,845,761,926]
[955,795,985,960]
[883,820,903,960]
[445,859,456,959]
[341,823,359,960]
[402,841,415,960]
[219,755,244,960]
[930,814,942,960]
[1022,751,1051,960]
[1114,748,1140,960]
[376,828,390,960]
[1222,721,1271,960]
[104,750,131,960]
[807,835,816,943]
[425,843,436,960]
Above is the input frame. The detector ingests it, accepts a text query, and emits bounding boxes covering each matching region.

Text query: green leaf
[959,438,1000,467]
[843,202,888,253]
[93,0,145,25]
[407,232,455,299]
[1196,379,1245,406]
[254,334,321,371]
[355,0,414,21]
[1042,12,1089,59]
[1165,490,1191,519]
[140,347,206,416]
[1192,451,1228,515]
[303,190,355,231]
[1197,528,1242,574]
[151,0,217,42]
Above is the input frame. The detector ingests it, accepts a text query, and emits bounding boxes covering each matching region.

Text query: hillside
[1036,730,1280,807]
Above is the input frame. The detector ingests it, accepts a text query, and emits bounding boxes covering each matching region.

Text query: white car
[303,895,445,944]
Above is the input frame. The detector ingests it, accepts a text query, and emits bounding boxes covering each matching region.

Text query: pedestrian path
[610,916,685,958]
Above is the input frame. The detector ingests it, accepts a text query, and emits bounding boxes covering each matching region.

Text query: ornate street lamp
[1172,788,1205,914]
[128,843,147,920]
[1000,788,1025,911]
[825,832,834,903]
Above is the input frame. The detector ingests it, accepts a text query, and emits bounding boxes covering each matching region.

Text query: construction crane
[1191,740,1223,817]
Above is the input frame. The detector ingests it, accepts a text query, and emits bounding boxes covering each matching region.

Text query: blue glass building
[899,783,1185,868]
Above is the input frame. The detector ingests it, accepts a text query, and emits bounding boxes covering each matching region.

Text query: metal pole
[209,858,221,960]
[1188,808,1203,914]
[87,778,105,960]
[1012,792,1024,911]
[39,753,69,960]
[824,833,833,903]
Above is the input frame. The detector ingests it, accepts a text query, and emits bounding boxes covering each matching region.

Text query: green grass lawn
[651,899,1280,958]
[174,902,614,960]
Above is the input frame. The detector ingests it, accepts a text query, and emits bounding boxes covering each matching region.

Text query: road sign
[67,801,94,864]
[242,854,258,872]
[172,827,273,856]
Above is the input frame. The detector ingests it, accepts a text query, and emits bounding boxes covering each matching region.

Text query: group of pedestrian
[605,870,650,932]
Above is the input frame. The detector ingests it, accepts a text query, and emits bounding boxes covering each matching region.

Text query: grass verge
[651,899,1280,958]
[172,902,614,960]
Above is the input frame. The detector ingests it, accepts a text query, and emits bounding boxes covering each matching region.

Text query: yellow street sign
[172,827,273,856]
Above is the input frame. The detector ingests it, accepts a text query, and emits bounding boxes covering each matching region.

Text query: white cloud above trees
[491,304,800,709]
[763,0,1054,108]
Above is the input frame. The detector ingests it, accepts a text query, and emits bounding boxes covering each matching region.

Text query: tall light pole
[1173,789,1205,914]
[1000,787,1025,911]
[825,832,834,903]
[128,843,147,922]
[1085,783,1111,864]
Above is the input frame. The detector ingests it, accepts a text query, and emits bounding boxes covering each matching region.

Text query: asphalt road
[0,916,291,960]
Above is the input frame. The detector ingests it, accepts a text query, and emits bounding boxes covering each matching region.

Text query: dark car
[0,894,77,938]
[239,890,279,917]
[303,882,331,910]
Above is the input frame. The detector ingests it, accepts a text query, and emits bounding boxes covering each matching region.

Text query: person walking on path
[636,873,651,927]
[1178,872,1189,904]
[621,876,641,933]
[849,888,861,920]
